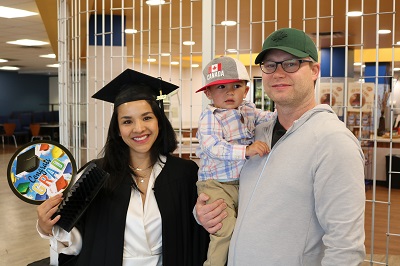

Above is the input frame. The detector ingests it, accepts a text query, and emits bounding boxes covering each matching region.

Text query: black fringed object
[54,162,110,232]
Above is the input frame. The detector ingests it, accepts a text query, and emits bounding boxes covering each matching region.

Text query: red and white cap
[195,56,250,93]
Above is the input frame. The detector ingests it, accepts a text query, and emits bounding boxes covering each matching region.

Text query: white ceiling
[1,0,399,76]
[0,0,57,75]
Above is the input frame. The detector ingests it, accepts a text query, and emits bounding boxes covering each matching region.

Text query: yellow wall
[354,48,400,63]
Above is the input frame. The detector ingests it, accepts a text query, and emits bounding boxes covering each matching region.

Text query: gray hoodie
[228,104,366,266]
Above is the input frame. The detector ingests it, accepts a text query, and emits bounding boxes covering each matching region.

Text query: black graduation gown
[59,155,209,266]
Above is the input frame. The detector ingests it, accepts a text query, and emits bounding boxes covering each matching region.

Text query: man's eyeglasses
[260,59,313,74]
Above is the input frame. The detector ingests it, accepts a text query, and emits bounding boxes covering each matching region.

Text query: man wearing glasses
[195,28,366,265]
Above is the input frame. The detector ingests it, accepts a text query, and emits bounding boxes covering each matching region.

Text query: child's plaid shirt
[196,101,274,181]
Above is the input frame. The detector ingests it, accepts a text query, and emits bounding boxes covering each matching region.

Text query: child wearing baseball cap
[195,56,273,266]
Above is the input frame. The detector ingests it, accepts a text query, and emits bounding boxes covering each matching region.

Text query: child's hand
[245,141,270,157]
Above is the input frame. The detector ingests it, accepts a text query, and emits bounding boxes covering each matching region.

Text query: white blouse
[123,158,163,265]
[37,156,166,266]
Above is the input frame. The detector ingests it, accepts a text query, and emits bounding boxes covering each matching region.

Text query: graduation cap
[91,68,179,109]
[16,147,40,175]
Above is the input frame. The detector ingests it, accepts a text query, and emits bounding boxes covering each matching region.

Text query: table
[40,123,60,142]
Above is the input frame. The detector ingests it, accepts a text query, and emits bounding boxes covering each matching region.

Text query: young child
[195,56,273,266]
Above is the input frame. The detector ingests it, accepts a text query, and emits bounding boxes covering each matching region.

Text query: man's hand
[195,193,228,234]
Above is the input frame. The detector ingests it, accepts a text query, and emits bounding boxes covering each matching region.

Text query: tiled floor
[1,143,400,265]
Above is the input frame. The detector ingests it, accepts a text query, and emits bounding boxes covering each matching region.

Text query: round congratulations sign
[7,140,77,205]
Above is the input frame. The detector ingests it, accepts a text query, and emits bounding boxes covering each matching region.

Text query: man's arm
[316,130,366,265]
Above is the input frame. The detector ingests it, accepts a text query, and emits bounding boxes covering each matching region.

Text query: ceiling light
[221,21,237,26]
[0,66,20,71]
[7,39,49,46]
[146,0,165,5]
[347,11,362,17]
[125,29,138,34]
[0,58,8,63]
[378,29,391,34]
[183,41,195,46]
[147,58,156,62]
[226,49,238,53]
[394,68,400,72]
[0,6,37,18]
[311,31,344,39]
[171,61,179,65]
[161,53,170,56]
[40,54,56,59]
[47,64,59,68]
[191,64,199,68]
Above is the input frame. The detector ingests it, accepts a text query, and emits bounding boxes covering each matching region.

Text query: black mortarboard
[16,147,40,175]
[91,68,179,108]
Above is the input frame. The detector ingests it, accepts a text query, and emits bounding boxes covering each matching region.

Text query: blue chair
[10,111,22,119]
[44,111,54,123]
[8,118,29,144]
[19,112,33,131]
[0,115,7,124]
[32,112,45,123]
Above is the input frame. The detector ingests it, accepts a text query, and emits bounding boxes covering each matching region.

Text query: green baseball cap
[254,28,318,64]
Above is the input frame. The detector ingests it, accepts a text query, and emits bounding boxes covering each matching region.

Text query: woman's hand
[37,193,63,235]
[195,193,227,234]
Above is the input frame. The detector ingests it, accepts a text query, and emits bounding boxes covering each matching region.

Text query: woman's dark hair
[99,99,177,193]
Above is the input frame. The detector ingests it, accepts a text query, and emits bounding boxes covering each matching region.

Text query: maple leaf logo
[208,63,222,74]
[271,31,288,42]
